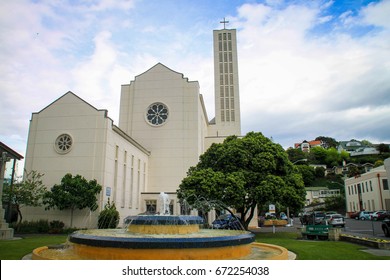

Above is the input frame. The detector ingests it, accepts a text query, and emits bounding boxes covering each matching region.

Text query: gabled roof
[36,91,108,116]
[134,63,195,83]
[294,140,322,149]
[32,91,151,156]
[338,140,363,149]
[0,142,24,160]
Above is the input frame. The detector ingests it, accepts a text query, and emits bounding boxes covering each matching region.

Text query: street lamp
[330,181,344,187]
[284,159,308,226]
[292,159,308,165]
[329,180,349,219]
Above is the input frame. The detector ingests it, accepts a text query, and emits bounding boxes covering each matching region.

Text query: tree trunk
[70,207,74,228]
[16,204,22,232]
[244,204,256,230]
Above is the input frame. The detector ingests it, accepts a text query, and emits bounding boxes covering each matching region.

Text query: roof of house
[0,142,24,160]
[294,140,322,149]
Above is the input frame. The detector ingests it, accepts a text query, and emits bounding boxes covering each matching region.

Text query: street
[343,218,389,239]
[259,217,389,240]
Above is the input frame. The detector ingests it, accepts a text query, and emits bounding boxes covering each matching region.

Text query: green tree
[296,165,316,187]
[177,132,305,230]
[361,140,374,147]
[347,166,360,178]
[43,173,102,227]
[286,147,305,163]
[374,160,384,167]
[340,150,350,162]
[314,166,325,178]
[98,200,119,229]
[310,146,327,164]
[325,147,341,167]
[377,143,390,154]
[2,170,46,225]
[315,136,338,148]
[324,195,346,214]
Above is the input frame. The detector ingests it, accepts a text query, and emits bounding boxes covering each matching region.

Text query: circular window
[146,102,169,126]
[55,134,73,154]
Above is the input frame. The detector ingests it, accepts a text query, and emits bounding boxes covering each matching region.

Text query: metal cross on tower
[220,17,229,29]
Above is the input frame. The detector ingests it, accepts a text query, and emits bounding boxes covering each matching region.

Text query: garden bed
[340,234,390,250]
[262,220,288,227]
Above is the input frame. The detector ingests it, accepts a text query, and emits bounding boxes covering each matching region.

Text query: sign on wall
[106,187,111,197]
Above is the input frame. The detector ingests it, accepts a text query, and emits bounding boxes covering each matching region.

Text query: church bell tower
[211,18,241,137]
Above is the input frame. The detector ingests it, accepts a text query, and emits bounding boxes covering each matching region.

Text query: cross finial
[220,17,229,29]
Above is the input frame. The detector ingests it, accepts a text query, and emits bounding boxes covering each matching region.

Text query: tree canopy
[43,173,102,227]
[2,170,46,224]
[177,132,306,229]
[295,165,316,188]
[315,136,338,149]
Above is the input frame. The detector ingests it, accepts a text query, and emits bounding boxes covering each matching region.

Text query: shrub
[12,219,50,233]
[98,201,120,229]
[49,220,65,234]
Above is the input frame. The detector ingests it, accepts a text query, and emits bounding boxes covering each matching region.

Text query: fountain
[32,193,289,260]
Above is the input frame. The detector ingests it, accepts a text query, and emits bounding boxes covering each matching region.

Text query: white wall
[23,92,150,228]
[345,166,389,213]
[119,64,207,196]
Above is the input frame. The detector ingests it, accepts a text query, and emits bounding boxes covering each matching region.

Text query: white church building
[23,27,242,228]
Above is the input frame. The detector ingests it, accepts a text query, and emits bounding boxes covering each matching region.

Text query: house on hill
[337,140,379,157]
[294,140,324,153]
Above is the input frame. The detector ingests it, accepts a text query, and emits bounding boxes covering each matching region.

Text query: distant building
[345,165,390,215]
[337,140,379,157]
[294,140,324,152]
[305,187,340,206]
[332,162,374,176]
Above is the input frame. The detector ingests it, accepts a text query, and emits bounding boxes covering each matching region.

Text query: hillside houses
[337,140,379,156]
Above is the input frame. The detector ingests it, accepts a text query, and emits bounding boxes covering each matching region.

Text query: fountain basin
[31,214,289,260]
[32,229,288,260]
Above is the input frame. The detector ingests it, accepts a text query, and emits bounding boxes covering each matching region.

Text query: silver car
[324,214,345,227]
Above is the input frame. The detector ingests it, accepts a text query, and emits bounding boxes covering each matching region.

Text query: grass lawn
[1,232,389,260]
[0,235,68,260]
[256,232,390,260]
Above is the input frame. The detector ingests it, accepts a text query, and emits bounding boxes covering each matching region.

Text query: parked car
[211,214,242,230]
[375,211,390,221]
[279,212,288,220]
[264,212,276,219]
[382,218,390,237]
[359,211,374,220]
[349,211,362,219]
[323,214,345,227]
[372,211,387,221]
[301,211,326,225]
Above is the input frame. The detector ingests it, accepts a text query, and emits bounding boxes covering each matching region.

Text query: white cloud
[0,0,389,157]
[235,1,390,147]
[361,0,390,29]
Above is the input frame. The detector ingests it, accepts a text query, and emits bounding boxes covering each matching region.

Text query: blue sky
[1,0,390,174]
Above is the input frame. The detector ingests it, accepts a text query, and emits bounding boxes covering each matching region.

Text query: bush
[12,219,50,233]
[98,201,120,229]
[49,220,65,234]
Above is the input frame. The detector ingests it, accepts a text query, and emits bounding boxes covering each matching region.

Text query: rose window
[146,102,169,126]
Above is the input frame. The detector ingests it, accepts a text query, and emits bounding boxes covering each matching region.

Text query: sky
[1,0,390,166]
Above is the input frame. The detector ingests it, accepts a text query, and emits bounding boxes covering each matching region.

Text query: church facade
[23,28,241,228]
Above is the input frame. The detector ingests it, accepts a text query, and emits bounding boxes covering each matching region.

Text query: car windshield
[217,214,235,221]
[332,214,342,218]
